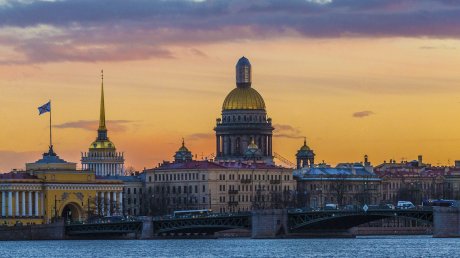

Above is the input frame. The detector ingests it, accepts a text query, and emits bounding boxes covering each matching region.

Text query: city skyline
[2,0,460,171]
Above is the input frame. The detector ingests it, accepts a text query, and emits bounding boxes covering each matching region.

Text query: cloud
[54,120,133,132]
[0,0,460,63]
[352,110,375,118]
[273,123,304,139]
[419,45,456,50]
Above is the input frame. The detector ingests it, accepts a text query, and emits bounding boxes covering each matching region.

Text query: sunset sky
[1,0,460,171]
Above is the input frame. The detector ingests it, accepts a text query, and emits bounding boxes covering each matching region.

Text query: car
[397,201,415,210]
[324,204,338,210]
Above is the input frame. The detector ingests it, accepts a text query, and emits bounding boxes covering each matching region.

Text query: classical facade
[293,141,381,208]
[214,57,274,164]
[81,73,125,176]
[0,147,123,226]
[142,142,296,215]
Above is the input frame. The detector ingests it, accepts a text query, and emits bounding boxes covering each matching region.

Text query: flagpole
[49,100,52,148]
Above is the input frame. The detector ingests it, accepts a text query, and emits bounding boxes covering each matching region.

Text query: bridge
[150,209,433,238]
[65,220,143,237]
[152,213,251,236]
[288,209,433,233]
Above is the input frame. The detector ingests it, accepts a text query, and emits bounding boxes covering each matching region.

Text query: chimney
[418,155,423,166]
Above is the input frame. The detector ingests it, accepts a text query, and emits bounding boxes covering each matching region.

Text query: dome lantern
[236,56,251,88]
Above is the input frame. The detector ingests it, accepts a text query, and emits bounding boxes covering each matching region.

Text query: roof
[155,160,228,170]
[100,175,142,182]
[222,87,266,110]
[0,171,37,180]
[150,160,287,171]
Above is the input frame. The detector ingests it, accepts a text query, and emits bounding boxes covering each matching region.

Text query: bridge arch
[289,211,433,233]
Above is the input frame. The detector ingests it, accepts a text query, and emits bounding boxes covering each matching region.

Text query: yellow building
[0,147,123,226]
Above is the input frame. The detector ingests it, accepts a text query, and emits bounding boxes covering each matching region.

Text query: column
[113,193,117,214]
[119,192,123,216]
[15,191,19,217]
[8,191,12,217]
[101,192,105,216]
[107,192,111,216]
[28,191,32,217]
[216,135,220,156]
[22,192,26,217]
[41,192,44,216]
[95,193,99,216]
[34,192,39,217]
[268,135,272,156]
[1,192,5,217]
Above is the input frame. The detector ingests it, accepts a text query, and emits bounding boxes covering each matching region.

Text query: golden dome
[89,139,115,150]
[222,87,266,110]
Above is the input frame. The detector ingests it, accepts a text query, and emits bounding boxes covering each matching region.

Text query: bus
[422,199,456,207]
[173,209,212,218]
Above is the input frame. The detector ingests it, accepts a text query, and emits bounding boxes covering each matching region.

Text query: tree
[330,174,348,207]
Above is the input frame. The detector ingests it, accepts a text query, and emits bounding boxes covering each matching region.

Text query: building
[214,57,274,164]
[0,146,123,226]
[293,141,381,208]
[374,157,449,204]
[105,174,144,216]
[142,141,296,215]
[81,72,125,176]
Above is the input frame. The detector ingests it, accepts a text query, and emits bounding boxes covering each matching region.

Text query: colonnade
[216,135,272,157]
[81,163,124,177]
[0,191,44,217]
[95,191,123,216]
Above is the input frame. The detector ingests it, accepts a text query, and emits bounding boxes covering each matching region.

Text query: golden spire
[98,69,106,131]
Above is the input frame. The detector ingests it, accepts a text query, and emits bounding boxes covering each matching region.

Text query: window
[127,188,131,194]
[134,188,137,194]
[195,185,198,193]
[202,197,206,203]
[202,174,206,180]
[202,185,206,192]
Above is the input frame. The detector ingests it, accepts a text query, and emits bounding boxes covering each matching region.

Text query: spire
[303,137,307,146]
[99,69,106,131]
[182,137,185,147]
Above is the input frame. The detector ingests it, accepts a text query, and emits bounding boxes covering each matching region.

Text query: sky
[1,0,460,171]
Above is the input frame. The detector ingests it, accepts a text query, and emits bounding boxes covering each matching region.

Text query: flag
[38,101,51,115]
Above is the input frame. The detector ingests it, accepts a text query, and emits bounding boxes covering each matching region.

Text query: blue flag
[38,101,51,115]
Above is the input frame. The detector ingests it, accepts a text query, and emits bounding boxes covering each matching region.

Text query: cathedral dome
[222,87,266,111]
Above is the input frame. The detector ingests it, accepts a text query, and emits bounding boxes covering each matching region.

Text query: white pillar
[22,192,26,217]
[41,192,44,216]
[34,192,39,217]
[28,191,32,217]
[101,192,105,216]
[119,192,123,215]
[95,193,99,216]
[107,192,111,216]
[15,191,19,216]
[113,192,117,214]
[7,191,12,217]
[1,192,5,217]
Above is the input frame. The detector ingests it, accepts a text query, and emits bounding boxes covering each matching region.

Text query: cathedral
[81,73,125,176]
[214,57,274,164]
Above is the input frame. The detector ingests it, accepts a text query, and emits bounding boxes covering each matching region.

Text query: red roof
[151,160,286,171]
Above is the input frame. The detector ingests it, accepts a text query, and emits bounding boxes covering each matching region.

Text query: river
[0,236,458,257]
